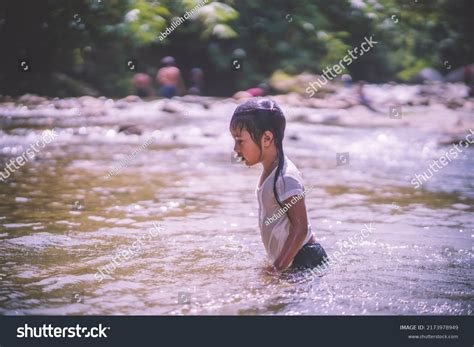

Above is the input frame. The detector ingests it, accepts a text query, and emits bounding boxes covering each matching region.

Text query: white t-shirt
[256,155,314,264]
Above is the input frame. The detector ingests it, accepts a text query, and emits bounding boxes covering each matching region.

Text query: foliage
[0,0,472,96]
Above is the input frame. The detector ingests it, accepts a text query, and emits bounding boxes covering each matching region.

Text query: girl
[229,98,327,273]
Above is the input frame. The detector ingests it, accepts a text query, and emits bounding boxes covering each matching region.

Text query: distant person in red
[156,56,185,98]
[233,83,269,100]
[132,73,152,98]
[246,83,269,97]
[188,67,205,95]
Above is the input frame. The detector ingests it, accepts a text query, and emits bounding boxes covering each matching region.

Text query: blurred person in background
[187,67,205,95]
[132,72,153,98]
[156,56,185,98]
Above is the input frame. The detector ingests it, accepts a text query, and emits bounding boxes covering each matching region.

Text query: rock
[320,115,340,125]
[80,108,107,117]
[162,103,181,113]
[293,114,309,123]
[269,70,336,96]
[118,125,143,135]
[438,136,470,146]
[178,95,212,109]
[123,95,142,103]
[407,97,430,106]
[420,98,430,106]
[114,100,130,109]
[445,66,466,83]
[54,98,77,109]
[446,98,465,109]
[78,96,103,109]
[17,94,48,105]
[445,64,474,83]
[415,68,444,83]
[232,91,253,100]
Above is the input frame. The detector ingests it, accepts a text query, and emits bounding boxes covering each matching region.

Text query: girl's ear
[262,130,274,147]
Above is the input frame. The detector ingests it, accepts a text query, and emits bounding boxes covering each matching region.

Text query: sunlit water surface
[0,93,472,315]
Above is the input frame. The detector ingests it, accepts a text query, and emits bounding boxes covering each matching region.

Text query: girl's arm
[273,196,309,271]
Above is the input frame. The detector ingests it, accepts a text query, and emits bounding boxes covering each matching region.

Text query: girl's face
[230,128,262,166]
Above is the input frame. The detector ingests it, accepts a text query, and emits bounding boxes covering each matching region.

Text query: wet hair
[230,98,286,209]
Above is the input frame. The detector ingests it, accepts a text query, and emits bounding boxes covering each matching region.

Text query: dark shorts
[136,88,150,98]
[160,85,176,98]
[290,242,327,270]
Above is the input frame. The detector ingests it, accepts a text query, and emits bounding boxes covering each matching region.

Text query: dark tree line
[0,0,472,97]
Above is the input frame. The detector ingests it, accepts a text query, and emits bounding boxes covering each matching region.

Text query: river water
[0,88,472,315]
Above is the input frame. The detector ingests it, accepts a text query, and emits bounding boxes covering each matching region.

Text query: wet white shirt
[256,155,314,264]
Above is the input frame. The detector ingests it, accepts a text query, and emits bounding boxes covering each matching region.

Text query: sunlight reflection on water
[0,97,472,315]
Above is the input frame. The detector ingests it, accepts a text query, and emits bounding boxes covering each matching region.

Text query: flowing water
[0,89,473,315]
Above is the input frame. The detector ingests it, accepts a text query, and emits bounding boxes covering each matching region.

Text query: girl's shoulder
[276,156,304,191]
[281,156,303,179]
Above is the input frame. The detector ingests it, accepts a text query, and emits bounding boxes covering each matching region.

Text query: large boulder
[17,94,48,106]
[445,64,474,83]
[414,68,444,83]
